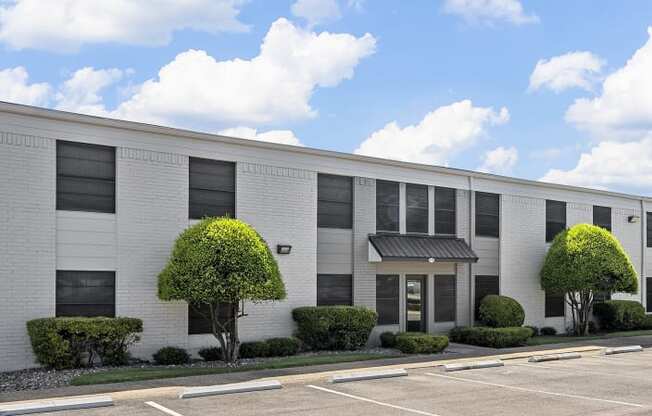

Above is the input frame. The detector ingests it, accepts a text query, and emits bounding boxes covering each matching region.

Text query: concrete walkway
[2,334,651,404]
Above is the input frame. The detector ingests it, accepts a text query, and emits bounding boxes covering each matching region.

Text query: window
[434,275,456,322]
[647,213,652,248]
[406,184,428,233]
[545,291,565,317]
[189,157,235,219]
[188,303,233,335]
[376,275,399,325]
[474,275,499,320]
[593,206,611,232]
[476,192,499,238]
[546,200,566,242]
[647,277,652,313]
[56,271,115,317]
[376,180,399,232]
[318,174,352,228]
[435,187,456,235]
[57,140,115,213]
[317,274,352,306]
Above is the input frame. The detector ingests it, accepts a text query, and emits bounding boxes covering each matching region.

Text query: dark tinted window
[647,277,652,313]
[56,271,115,317]
[318,174,352,228]
[546,200,566,242]
[406,184,428,233]
[376,180,399,232]
[189,157,235,219]
[57,141,115,213]
[435,187,456,235]
[376,275,399,325]
[434,275,456,322]
[476,192,499,238]
[317,274,352,306]
[647,213,652,248]
[593,206,611,232]
[475,275,499,320]
[188,303,233,335]
[545,291,565,317]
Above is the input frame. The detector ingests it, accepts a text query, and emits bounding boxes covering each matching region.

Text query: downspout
[468,175,474,326]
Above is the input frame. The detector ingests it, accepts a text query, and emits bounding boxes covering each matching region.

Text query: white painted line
[444,360,503,372]
[424,373,644,408]
[307,385,440,416]
[514,363,650,381]
[0,395,112,415]
[603,345,643,355]
[529,352,581,363]
[145,401,185,416]
[331,368,407,383]
[179,380,282,399]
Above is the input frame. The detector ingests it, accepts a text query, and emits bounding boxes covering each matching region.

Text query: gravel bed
[0,348,399,393]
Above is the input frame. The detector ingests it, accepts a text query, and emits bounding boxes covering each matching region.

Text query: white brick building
[1,101,650,372]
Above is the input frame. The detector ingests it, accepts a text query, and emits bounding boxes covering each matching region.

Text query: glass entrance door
[406,275,426,332]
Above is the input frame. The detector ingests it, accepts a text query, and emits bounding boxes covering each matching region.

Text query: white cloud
[55,67,123,116]
[348,0,365,12]
[0,0,248,52]
[354,100,509,165]
[291,0,341,27]
[566,27,652,139]
[114,18,376,127]
[540,136,652,191]
[219,126,303,146]
[0,66,51,106]
[478,146,518,174]
[442,0,539,26]
[529,51,605,93]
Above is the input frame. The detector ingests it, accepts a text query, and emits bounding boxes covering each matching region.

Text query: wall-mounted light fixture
[428,257,436,264]
[628,215,640,224]
[277,244,292,255]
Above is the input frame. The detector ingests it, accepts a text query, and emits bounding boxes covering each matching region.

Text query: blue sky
[1,0,652,195]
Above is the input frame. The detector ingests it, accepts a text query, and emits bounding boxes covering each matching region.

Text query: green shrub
[292,306,377,350]
[379,331,397,348]
[540,326,557,336]
[239,341,270,359]
[593,300,645,331]
[266,337,301,357]
[478,295,525,328]
[394,333,448,354]
[640,314,652,330]
[449,326,533,348]
[26,317,142,370]
[153,347,190,365]
[198,347,222,362]
[525,326,540,336]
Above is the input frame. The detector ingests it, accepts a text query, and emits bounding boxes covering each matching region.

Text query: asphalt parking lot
[30,349,652,416]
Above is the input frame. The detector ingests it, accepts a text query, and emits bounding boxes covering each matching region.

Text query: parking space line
[145,401,185,416]
[514,362,650,380]
[424,373,645,408]
[306,384,440,416]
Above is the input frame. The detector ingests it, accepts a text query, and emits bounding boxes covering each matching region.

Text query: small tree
[540,224,637,335]
[158,218,286,362]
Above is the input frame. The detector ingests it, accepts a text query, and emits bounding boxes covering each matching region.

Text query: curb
[444,360,504,372]
[0,395,112,415]
[602,345,643,355]
[179,380,282,399]
[330,368,407,383]
[528,352,582,363]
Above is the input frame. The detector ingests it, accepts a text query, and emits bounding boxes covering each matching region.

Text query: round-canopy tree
[159,217,286,362]
[540,223,637,335]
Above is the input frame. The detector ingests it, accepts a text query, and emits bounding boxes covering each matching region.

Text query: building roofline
[1,100,649,203]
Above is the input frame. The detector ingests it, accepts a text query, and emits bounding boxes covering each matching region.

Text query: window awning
[368,234,478,263]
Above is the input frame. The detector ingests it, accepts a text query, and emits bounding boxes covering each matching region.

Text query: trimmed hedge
[525,326,540,337]
[239,341,270,359]
[540,326,557,336]
[153,347,190,365]
[198,347,222,362]
[293,306,377,351]
[449,326,533,348]
[239,337,301,359]
[640,314,652,330]
[26,317,142,370]
[380,331,397,348]
[478,295,525,328]
[395,333,448,354]
[593,300,645,331]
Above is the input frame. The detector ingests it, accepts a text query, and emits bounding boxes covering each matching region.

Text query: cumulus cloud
[478,146,518,174]
[55,67,123,116]
[354,100,509,165]
[0,66,51,106]
[0,0,248,52]
[113,18,376,128]
[442,0,539,26]
[529,51,605,93]
[291,0,341,27]
[219,126,303,146]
